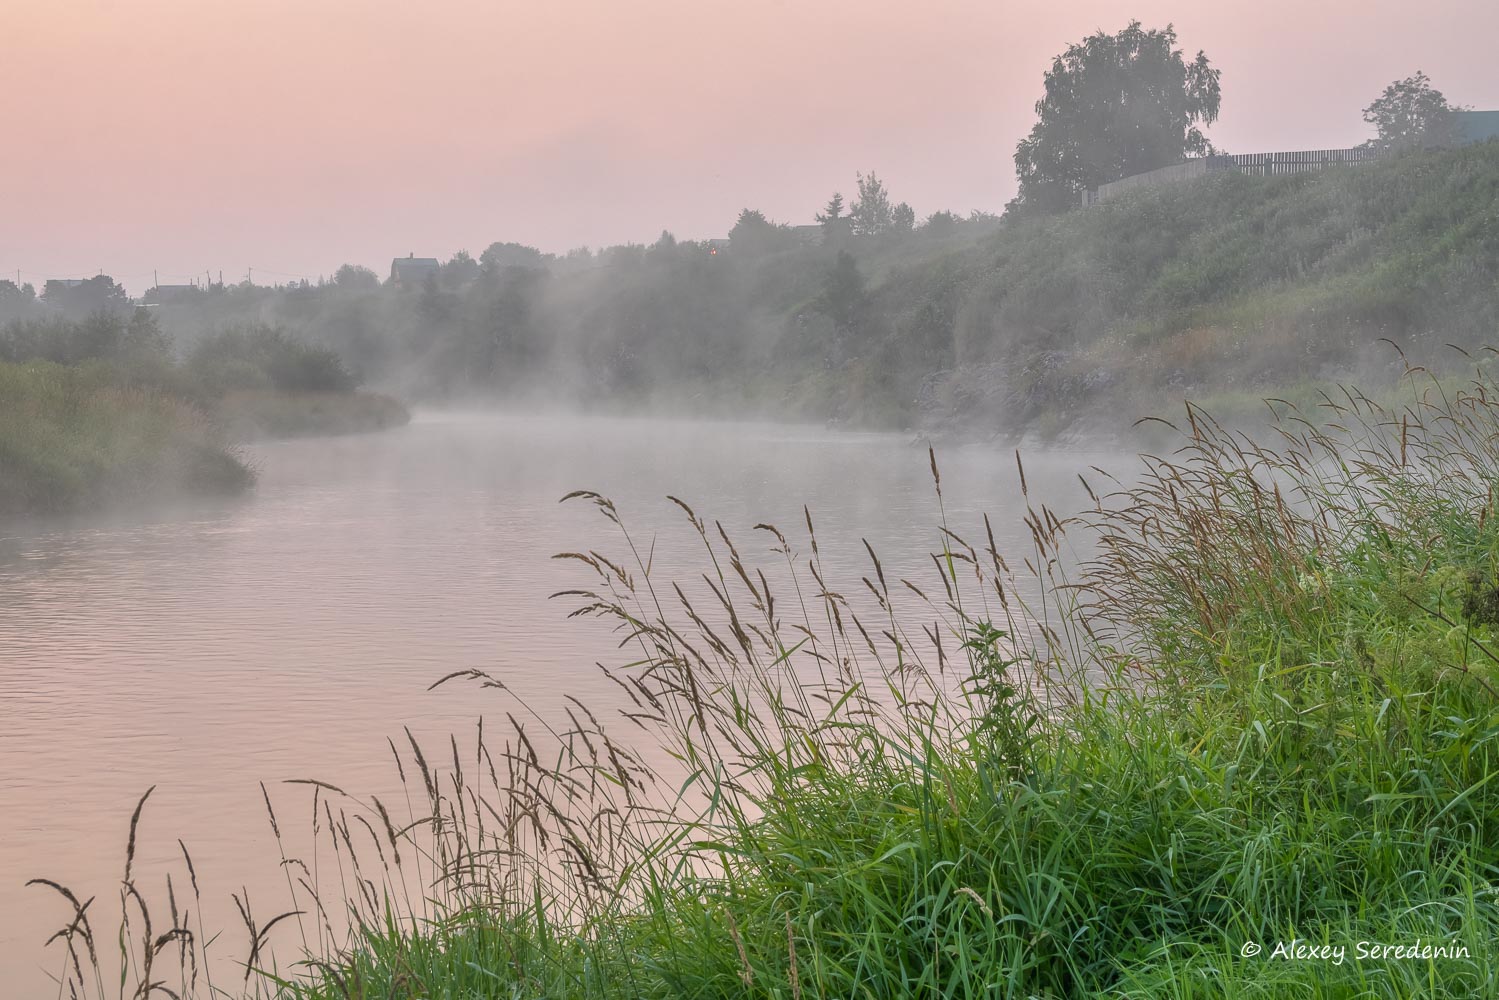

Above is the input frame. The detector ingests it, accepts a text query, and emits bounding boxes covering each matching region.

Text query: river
[0,410,1116,994]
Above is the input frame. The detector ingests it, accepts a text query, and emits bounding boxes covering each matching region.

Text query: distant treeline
[7,143,1499,438]
[0,311,358,400]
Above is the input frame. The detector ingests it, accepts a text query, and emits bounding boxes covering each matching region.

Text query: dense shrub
[187,324,358,394]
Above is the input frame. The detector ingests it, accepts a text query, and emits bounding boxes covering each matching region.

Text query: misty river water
[0,411,1117,993]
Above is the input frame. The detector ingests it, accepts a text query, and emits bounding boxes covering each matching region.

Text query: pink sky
[3,0,1495,293]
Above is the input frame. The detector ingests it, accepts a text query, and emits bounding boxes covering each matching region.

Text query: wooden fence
[1082,147,1384,205]
[1205,147,1383,176]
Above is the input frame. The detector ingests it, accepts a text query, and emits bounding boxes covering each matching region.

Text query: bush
[187,325,358,395]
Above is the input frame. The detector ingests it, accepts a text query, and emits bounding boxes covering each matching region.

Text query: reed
[31,351,1499,997]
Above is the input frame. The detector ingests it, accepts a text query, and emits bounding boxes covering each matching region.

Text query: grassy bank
[0,361,254,515]
[0,318,411,515]
[33,363,1499,998]
[907,141,1499,440]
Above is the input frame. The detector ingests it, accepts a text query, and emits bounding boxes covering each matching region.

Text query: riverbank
[0,316,414,516]
[0,361,254,515]
[0,366,411,517]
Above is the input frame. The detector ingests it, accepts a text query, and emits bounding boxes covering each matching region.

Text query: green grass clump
[32,363,1499,998]
[0,360,254,515]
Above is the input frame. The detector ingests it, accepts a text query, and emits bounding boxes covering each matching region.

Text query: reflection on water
[0,411,1112,992]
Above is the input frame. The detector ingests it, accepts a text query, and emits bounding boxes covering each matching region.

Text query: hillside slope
[881,142,1499,439]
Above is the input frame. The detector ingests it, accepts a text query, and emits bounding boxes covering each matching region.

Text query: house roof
[390,257,441,283]
[1455,110,1499,144]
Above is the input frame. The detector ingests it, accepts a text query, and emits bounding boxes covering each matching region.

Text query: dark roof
[390,257,441,283]
[1455,110,1499,144]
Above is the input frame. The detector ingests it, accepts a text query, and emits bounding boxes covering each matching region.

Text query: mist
[6,6,1499,999]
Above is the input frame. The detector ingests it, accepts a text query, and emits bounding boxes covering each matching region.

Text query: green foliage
[1014,20,1221,213]
[188,324,358,394]
[0,316,400,510]
[40,274,132,315]
[0,360,253,514]
[1363,71,1465,152]
[937,143,1499,435]
[439,248,480,288]
[815,191,845,237]
[0,307,172,369]
[480,241,548,273]
[891,201,916,234]
[849,170,895,236]
[332,264,380,290]
[817,250,866,333]
[728,208,792,256]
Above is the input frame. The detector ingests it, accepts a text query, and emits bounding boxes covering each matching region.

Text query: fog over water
[0,411,1112,994]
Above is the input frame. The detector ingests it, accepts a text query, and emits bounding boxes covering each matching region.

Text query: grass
[876,142,1499,438]
[28,358,1499,997]
[0,360,254,515]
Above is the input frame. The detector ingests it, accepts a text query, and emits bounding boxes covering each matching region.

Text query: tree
[1012,21,1221,214]
[334,264,380,289]
[1362,72,1464,152]
[816,192,846,236]
[41,275,131,315]
[892,202,916,235]
[0,279,36,322]
[923,210,960,236]
[728,209,785,256]
[849,172,894,236]
[123,307,171,360]
[440,250,480,288]
[648,230,679,262]
[818,251,866,331]
[480,242,547,273]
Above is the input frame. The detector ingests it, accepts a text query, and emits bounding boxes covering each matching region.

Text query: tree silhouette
[1013,21,1220,214]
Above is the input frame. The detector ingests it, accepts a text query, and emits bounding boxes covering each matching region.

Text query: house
[788,224,824,247]
[389,254,440,288]
[1454,110,1499,145]
[142,284,197,305]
